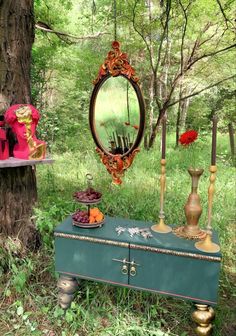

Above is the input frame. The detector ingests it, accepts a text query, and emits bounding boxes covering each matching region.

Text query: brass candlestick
[195,165,220,253]
[151,159,172,233]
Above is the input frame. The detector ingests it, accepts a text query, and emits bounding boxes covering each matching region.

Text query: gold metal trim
[54,232,129,248]
[130,244,221,262]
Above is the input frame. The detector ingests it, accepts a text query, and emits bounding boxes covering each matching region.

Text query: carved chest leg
[57,275,78,309]
[192,304,215,336]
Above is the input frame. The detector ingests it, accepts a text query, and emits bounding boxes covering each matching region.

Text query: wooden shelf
[0,157,54,168]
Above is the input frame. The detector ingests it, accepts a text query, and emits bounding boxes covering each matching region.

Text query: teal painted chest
[54,216,221,311]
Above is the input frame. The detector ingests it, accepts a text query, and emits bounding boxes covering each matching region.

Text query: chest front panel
[55,237,129,284]
[129,248,220,305]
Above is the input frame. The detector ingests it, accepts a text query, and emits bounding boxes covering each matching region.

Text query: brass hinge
[112,258,140,266]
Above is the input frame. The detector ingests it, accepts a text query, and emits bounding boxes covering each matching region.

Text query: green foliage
[0,239,34,294]
[31,0,235,152]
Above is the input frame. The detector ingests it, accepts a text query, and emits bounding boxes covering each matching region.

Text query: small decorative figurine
[0,115,9,160]
[4,104,46,160]
[115,226,153,239]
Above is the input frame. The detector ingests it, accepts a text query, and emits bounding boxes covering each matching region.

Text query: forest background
[0,0,235,335]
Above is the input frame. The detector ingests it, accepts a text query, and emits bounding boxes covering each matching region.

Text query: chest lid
[54,215,221,260]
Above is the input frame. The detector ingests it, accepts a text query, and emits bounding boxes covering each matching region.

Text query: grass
[0,132,235,336]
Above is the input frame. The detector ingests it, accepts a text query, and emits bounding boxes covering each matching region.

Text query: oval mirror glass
[94,76,140,155]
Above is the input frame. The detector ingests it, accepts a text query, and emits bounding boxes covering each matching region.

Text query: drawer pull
[130,265,136,277]
[121,264,128,275]
[112,258,139,276]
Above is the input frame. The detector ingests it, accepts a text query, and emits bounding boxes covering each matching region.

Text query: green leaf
[5,289,11,297]
[53,306,64,318]
[17,306,24,316]
[65,311,74,323]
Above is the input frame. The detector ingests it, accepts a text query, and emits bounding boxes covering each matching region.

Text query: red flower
[179,130,198,146]
[132,125,139,130]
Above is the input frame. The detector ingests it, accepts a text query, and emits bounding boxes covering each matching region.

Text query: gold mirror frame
[89,41,145,184]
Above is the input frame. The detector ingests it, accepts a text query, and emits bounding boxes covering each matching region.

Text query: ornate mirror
[89,41,145,184]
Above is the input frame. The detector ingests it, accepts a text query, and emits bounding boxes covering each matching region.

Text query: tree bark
[0,0,34,112]
[0,0,40,250]
[149,74,154,133]
[148,107,166,149]
[228,122,235,167]
[176,84,183,147]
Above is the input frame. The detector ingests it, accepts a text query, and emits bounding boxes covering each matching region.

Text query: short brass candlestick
[195,166,220,253]
[151,159,172,233]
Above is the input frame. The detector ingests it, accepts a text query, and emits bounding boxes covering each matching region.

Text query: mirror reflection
[94,76,140,155]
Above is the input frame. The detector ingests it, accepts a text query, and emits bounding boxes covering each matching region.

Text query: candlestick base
[195,232,220,253]
[151,218,172,233]
[173,226,207,240]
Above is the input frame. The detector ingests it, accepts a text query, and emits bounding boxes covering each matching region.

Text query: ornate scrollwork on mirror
[89,41,145,184]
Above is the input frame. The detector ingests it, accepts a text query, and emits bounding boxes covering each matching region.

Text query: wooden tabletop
[0,157,54,168]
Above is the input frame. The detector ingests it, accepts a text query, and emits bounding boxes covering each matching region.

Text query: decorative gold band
[54,232,129,248]
[130,244,221,262]
[54,232,221,262]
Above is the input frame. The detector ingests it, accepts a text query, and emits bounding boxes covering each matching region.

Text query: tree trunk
[149,74,154,132]
[179,94,189,129]
[228,122,235,167]
[148,107,166,148]
[0,0,40,250]
[0,0,34,112]
[176,84,183,147]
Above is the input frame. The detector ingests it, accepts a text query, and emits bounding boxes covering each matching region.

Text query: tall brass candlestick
[195,116,220,252]
[195,166,220,253]
[151,116,172,233]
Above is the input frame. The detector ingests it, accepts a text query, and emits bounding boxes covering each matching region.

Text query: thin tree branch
[167,75,236,107]
[131,1,155,73]
[131,0,161,110]
[187,22,212,64]
[155,0,171,73]
[198,25,220,48]
[178,0,192,74]
[186,43,236,71]
[35,22,107,42]
[216,0,231,29]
